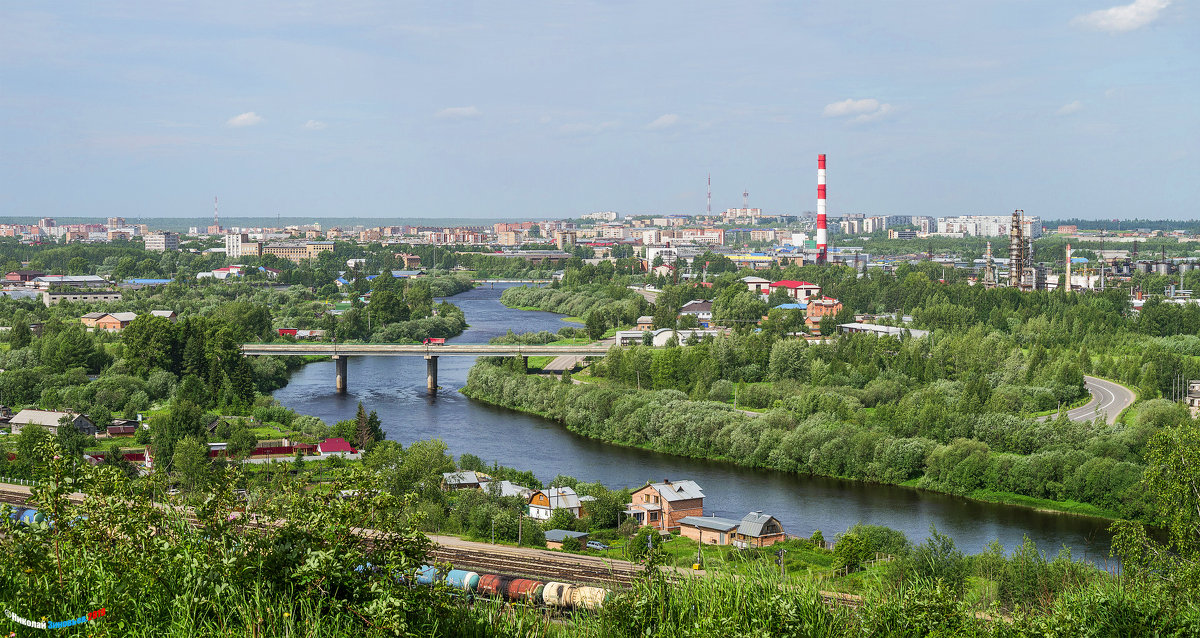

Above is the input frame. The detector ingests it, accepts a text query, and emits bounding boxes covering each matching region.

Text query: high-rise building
[144,232,179,252]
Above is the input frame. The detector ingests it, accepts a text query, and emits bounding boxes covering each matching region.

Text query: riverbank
[461,363,1138,525]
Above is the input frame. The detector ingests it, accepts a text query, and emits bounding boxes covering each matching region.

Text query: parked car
[586,541,611,551]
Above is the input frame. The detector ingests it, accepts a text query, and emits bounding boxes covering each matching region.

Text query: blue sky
[0,1,1195,221]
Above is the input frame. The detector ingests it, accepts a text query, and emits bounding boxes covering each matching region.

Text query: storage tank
[541,581,578,607]
[503,578,545,603]
[445,569,480,591]
[1178,263,1193,273]
[415,565,439,586]
[1135,262,1151,273]
[1155,262,1171,276]
[571,586,610,610]
[477,574,511,598]
[12,508,48,526]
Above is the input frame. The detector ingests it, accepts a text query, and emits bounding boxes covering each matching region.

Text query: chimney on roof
[663,478,670,485]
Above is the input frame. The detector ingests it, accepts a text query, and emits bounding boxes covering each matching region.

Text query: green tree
[172,436,211,493]
[1112,424,1200,592]
[9,318,32,349]
[151,400,208,471]
[585,311,606,340]
[67,257,88,275]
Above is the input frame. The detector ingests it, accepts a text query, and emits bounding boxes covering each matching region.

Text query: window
[649,512,659,522]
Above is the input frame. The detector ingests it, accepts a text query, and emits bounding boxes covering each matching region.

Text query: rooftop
[678,515,740,531]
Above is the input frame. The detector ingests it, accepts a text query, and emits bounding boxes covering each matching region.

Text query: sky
[0,1,1195,221]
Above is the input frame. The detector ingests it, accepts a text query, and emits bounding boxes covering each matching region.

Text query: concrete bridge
[240,343,611,393]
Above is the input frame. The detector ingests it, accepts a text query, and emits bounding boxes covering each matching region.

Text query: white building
[581,211,620,222]
[144,232,179,252]
[225,233,249,258]
[935,215,1041,238]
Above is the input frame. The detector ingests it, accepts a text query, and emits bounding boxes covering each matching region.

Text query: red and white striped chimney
[816,154,828,264]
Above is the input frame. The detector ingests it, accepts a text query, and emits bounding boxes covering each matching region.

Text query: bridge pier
[425,355,438,393]
[334,355,348,394]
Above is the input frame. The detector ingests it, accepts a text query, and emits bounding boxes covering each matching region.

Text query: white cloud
[1073,0,1170,33]
[435,106,481,119]
[226,112,264,127]
[822,98,894,123]
[1057,100,1084,116]
[302,119,327,130]
[645,113,680,130]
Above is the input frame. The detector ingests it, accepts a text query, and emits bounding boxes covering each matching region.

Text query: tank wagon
[414,565,610,610]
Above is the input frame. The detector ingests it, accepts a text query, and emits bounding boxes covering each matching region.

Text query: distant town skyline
[1,1,1195,220]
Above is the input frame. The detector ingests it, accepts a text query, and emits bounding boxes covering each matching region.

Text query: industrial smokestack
[816,154,828,264]
[1065,243,1072,293]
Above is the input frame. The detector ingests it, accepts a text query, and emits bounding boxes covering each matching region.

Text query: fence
[0,476,38,487]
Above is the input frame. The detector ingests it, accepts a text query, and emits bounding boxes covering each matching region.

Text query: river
[272,283,1116,563]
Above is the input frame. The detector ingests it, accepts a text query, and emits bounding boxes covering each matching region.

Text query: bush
[561,536,582,552]
[833,533,870,572]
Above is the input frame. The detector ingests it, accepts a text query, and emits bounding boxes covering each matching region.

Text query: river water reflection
[272,283,1116,564]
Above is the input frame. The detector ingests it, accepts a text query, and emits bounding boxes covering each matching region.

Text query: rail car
[6,506,50,526]
[413,564,610,610]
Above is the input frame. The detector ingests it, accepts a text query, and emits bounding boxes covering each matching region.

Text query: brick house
[626,479,704,531]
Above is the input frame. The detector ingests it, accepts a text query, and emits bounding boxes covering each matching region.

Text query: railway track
[0,484,867,610]
[431,545,641,588]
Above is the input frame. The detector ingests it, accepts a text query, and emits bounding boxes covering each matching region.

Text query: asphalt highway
[1040,375,1135,425]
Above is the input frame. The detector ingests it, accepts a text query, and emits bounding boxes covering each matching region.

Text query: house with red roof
[318,438,358,457]
[769,280,822,301]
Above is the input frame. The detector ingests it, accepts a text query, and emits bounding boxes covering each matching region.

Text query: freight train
[6,505,609,609]
[407,565,610,610]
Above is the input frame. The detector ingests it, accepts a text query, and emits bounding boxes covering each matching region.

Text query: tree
[67,257,89,275]
[585,311,606,340]
[1112,424,1200,592]
[9,319,32,349]
[151,400,208,471]
[172,436,211,494]
[56,415,93,458]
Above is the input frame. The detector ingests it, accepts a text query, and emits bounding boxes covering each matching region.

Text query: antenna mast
[742,188,749,209]
[707,174,712,216]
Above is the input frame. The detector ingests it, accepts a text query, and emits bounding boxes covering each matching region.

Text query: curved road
[1041,375,1135,425]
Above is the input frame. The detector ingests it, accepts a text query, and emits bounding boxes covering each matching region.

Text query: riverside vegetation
[468,261,1200,522]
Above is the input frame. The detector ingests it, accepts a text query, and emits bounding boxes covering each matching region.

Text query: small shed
[544,529,589,550]
[678,515,742,545]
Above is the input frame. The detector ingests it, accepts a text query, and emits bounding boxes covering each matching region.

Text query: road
[629,285,658,304]
[1040,375,1135,425]
[241,343,613,357]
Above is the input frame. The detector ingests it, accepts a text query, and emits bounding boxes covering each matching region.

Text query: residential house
[8,409,97,436]
[732,512,786,548]
[150,310,177,321]
[484,480,534,499]
[741,276,771,295]
[679,300,713,327]
[635,316,654,331]
[527,486,583,520]
[626,479,704,531]
[317,438,358,457]
[544,529,589,550]
[441,470,491,491]
[95,312,139,332]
